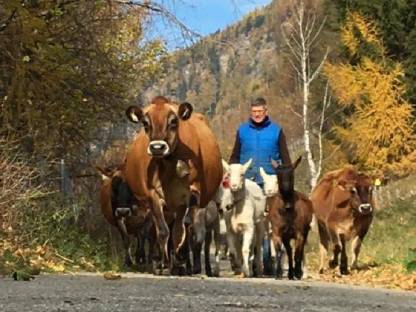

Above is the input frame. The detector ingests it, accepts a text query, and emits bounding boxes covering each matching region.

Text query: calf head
[259,167,278,197]
[221,159,252,192]
[97,165,137,217]
[126,96,193,158]
[216,175,234,212]
[271,156,302,209]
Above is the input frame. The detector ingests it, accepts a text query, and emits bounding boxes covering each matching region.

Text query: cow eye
[169,117,178,129]
[350,187,357,194]
[141,119,150,132]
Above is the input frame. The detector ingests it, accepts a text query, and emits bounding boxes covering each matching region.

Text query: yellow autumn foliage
[324,12,416,176]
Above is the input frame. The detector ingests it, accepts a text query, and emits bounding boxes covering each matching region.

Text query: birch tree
[280,0,329,189]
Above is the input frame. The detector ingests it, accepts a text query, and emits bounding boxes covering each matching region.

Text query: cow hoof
[318,268,324,274]
[171,265,186,276]
[340,267,349,275]
[294,270,303,280]
[212,270,220,278]
[329,260,338,269]
[193,267,202,275]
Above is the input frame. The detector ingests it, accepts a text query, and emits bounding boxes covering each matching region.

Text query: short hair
[251,97,267,107]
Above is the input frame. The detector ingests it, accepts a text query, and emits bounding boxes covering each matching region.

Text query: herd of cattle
[96,96,375,279]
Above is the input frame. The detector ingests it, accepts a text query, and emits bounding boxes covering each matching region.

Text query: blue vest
[238,117,281,185]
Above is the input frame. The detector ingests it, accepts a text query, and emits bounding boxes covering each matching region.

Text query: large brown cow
[310,166,374,275]
[124,96,222,274]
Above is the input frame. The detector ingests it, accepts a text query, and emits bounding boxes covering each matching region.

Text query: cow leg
[170,205,189,276]
[350,236,362,270]
[283,237,294,280]
[329,232,341,269]
[116,218,133,268]
[339,234,349,275]
[212,217,221,277]
[150,191,170,268]
[204,228,213,277]
[318,221,329,274]
[241,228,254,277]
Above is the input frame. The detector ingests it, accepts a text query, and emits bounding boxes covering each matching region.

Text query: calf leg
[283,237,294,280]
[241,228,254,277]
[212,218,221,277]
[294,230,309,280]
[135,231,146,272]
[254,223,264,277]
[117,218,133,268]
[204,229,213,277]
[272,233,284,279]
[329,231,341,269]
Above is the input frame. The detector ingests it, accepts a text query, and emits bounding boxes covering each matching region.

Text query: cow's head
[259,167,278,197]
[271,156,301,208]
[335,169,374,215]
[126,96,193,158]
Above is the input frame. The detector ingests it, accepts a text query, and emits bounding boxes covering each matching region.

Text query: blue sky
[147,0,272,49]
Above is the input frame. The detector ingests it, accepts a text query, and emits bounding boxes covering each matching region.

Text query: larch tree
[324,12,416,176]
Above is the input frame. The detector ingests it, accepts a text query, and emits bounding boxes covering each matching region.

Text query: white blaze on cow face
[259,167,278,197]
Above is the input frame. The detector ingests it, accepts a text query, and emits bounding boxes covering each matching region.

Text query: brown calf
[268,156,313,279]
[310,166,374,275]
[97,164,153,270]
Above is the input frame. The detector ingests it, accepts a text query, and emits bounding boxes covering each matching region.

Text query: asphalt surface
[0,273,415,312]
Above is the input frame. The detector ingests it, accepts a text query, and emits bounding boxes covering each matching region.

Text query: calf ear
[178,102,193,120]
[221,159,230,173]
[242,158,252,173]
[126,106,143,123]
[293,156,302,169]
[259,167,267,180]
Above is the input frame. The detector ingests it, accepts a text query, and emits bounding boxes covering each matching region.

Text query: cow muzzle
[147,140,170,157]
[358,203,373,215]
[115,207,132,217]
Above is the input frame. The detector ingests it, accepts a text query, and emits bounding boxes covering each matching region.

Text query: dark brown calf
[97,164,154,271]
[268,156,313,279]
[310,166,374,275]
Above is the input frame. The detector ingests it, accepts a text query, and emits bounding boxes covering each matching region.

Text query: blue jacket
[235,117,282,185]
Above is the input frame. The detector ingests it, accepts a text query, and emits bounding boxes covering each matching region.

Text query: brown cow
[96,164,154,270]
[124,96,222,275]
[310,166,374,275]
[267,156,314,279]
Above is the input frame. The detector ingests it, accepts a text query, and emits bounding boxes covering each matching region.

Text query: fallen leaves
[103,272,122,280]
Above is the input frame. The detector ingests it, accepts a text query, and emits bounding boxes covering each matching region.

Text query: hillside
[145,0,333,158]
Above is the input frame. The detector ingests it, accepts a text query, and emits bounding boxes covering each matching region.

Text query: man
[229,97,291,276]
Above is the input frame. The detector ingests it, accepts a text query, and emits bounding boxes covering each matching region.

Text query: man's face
[250,105,267,123]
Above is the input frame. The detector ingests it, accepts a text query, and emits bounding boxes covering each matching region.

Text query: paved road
[0,273,415,312]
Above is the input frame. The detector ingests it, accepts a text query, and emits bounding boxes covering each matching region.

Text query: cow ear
[271,158,280,170]
[178,102,193,120]
[293,156,302,169]
[126,105,143,123]
[221,159,230,173]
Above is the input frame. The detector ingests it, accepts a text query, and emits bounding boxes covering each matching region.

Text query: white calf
[220,159,266,277]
